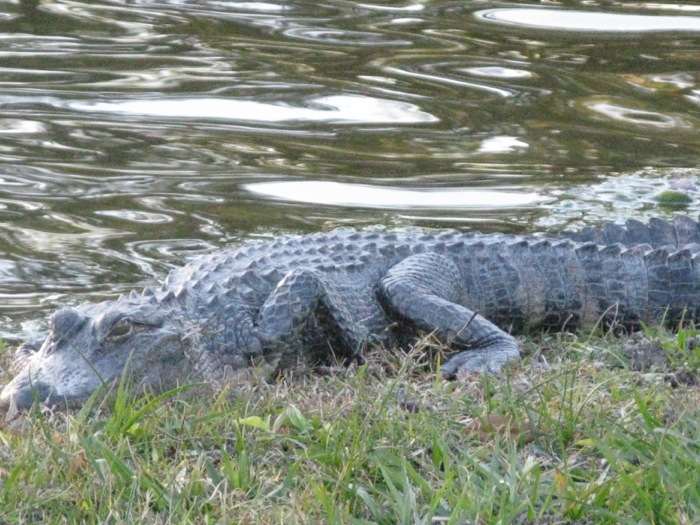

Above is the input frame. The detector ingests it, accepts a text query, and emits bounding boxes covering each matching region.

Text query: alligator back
[160,217,700,335]
[165,218,700,335]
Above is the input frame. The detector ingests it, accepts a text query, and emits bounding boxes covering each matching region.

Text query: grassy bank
[0,331,698,524]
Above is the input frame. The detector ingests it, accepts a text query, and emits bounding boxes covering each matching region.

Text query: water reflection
[477,136,529,154]
[283,27,411,46]
[0,119,47,134]
[68,95,438,124]
[209,2,289,12]
[460,67,533,80]
[380,63,517,98]
[356,3,425,13]
[0,213,125,254]
[476,9,700,32]
[583,99,691,129]
[0,0,697,331]
[243,180,546,209]
[94,209,174,224]
[0,94,438,124]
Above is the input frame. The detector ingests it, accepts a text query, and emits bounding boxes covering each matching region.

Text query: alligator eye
[107,318,133,340]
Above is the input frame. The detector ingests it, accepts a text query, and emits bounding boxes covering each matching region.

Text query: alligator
[2,215,700,415]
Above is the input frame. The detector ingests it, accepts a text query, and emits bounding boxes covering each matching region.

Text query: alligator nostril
[14,382,58,411]
[50,308,86,340]
[43,341,57,356]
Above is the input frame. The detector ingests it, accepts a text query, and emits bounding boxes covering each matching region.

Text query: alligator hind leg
[377,253,520,376]
[256,268,368,367]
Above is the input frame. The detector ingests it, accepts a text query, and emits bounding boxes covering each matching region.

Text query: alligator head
[0,298,185,416]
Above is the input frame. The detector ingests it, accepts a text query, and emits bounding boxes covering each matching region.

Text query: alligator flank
[2,216,700,413]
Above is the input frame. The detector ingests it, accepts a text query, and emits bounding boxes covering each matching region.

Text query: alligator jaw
[0,391,23,424]
[0,370,88,421]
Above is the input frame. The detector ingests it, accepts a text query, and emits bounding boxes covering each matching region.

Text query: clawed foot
[440,347,520,379]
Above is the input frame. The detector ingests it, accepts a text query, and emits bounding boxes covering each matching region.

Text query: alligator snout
[0,379,60,417]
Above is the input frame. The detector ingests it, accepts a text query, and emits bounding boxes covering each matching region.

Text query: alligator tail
[561,215,700,249]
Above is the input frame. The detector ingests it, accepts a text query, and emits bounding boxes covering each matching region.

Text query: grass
[0,330,698,524]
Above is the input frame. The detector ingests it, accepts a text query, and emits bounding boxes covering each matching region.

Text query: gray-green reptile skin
[2,216,699,412]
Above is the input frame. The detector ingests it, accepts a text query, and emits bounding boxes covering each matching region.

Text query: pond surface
[0,0,699,339]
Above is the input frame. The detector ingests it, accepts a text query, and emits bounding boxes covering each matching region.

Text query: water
[0,0,699,339]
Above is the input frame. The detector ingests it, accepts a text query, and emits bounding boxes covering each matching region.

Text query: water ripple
[283,27,411,46]
[579,96,693,130]
[94,209,174,224]
[125,239,222,266]
[356,3,425,13]
[460,66,533,80]
[0,214,127,254]
[208,2,290,12]
[381,62,516,98]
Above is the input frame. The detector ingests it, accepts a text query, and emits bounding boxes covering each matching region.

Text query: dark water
[0,0,699,339]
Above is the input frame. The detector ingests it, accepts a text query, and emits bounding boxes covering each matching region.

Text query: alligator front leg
[256,268,369,368]
[377,253,520,377]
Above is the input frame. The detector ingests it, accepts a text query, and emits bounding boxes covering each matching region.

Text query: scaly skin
[2,216,700,415]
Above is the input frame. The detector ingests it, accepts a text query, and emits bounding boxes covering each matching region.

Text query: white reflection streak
[588,102,687,128]
[210,2,288,11]
[382,66,514,97]
[243,181,544,208]
[685,91,700,106]
[639,3,700,12]
[68,95,438,124]
[478,136,529,153]
[461,67,532,79]
[356,3,425,12]
[0,119,46,134]
[476,9,700,32]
